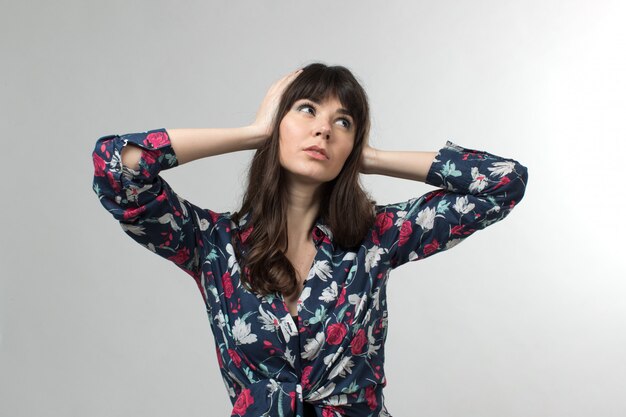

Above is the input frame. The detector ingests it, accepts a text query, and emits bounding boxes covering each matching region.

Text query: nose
[315,123,331,140]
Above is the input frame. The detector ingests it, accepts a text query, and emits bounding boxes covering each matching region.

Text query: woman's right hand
[250,68,304,139]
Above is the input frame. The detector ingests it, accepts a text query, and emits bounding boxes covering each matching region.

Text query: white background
[1,1,625,416]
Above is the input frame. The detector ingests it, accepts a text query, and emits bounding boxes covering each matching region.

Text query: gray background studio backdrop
[1,1,625,416]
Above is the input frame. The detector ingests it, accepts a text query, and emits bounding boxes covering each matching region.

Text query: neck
[284,178,324,247]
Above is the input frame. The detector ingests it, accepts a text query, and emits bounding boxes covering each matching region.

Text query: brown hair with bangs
[230,62,376,298]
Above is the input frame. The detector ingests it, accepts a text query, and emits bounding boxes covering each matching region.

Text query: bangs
[285,66,367,128]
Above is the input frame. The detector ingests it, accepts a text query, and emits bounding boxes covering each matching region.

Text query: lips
[303,145,328,159]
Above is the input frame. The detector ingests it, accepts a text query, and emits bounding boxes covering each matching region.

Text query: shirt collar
[311,215,333,245]
[234,211,333,245]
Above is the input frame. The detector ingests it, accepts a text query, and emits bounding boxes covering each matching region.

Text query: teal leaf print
[441,160,462,177]
[436,199,450,214]
[308,306,328,325]
[205,248,218,262]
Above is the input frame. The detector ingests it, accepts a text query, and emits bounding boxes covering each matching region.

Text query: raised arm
[92,126,263,281]
[361,141,528,269]
[92,69,303,280]
[360,144,438,182]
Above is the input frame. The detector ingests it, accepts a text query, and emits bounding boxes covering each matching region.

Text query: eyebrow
[300,97,353,119]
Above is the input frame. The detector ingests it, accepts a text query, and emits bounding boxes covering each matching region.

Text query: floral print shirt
[91,128,528,417]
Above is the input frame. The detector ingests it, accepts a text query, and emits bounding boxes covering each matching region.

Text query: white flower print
[469,166,488,193]
[302,331,325,360]
[257,305,297,342]
[298,287,311,312]
[157,213,181,232]
[453,195,476,214]
[365,246,385,273]
[110,147,123,172]
[214,310,226,330]
[367,324,381,358]
[175,194,189,217]
[324,393,349,406]
[323,346,345,368]
[124,183,152,204]
[394,210,407,228]
[349,294,368,319]
[232,317,257,345]
[340,251,357,263]
[120,223,146,236]
[445,238,464,249]
[267,378,279,395]
[408,251,419,262]
[225,243,240,274]
[257,305,281,332]
[488,160,515,178]
[328,355,355,379]
[284,347,296,368]
[415,206,436,231]
[308,382,337,401]
[196,211,210,231]
[320,281,339,303]
[371,286,383,311]
[309,260,332,282]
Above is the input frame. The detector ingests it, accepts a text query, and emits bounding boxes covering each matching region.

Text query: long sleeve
[373,140,529,269]
[91,128,212,280]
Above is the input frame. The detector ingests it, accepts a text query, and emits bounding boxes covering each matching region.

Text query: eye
[296,103,315,115]
[337,118,352,129]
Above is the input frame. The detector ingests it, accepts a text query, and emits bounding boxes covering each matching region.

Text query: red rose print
[231,388,254,416]
[451,224,466,236]
[365,385,378,410]
[228,348,242,368]
[122,205,146,221]
[208,209,220,223]
[93,153,106,177]
[336,286,346,307]
[398,220,412,247]
[493,175,510,191]
[374,212,393,235]
[222,272,234,299]
[143,131,170,148]
[425,189,445,203]
[289,391,296,411]
[141,149,157,165]
[168,247,190,265]
[322,406,344,417]
[301,365,313,389]
[326,323,347,345]
[371,230,380,246]
[423,239,440,256]
[240,226,253,243]
[106,171,121,193]
[350,328,367,355]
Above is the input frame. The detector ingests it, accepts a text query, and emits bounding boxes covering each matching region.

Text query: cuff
[119,128,179,180]
[425,140,475,191]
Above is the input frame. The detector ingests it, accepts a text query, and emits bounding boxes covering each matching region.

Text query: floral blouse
[92,128,528,417]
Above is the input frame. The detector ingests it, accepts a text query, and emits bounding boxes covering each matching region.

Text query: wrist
[244,124,271,149]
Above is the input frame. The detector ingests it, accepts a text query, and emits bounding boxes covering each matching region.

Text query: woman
[92,63,528,417]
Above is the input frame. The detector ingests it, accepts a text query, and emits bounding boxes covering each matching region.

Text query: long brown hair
[230,62,376,298]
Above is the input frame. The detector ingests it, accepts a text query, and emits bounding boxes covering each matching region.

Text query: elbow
[510,161,529,206]
[91,134,123,196]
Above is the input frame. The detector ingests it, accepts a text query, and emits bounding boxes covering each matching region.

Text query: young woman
[92,63,528,417]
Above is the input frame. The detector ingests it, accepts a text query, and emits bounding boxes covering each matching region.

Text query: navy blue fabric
[92,128,528,416]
